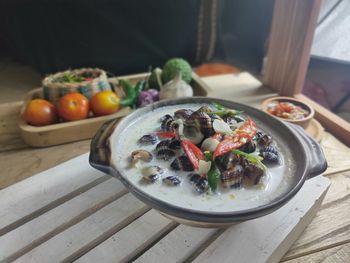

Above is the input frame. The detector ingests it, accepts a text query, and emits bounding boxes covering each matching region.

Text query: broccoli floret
[162,58,192,84]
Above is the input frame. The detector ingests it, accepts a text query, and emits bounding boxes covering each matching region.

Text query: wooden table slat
[0,140,91,189]
[14,193,149,263]
[0,178,126,262]
[0,101,23,117]
[283,173,350,260]
[0,153,105,235]
[320,133,350,175]
[76,210,176,263]
[192,176,330,263]
[284,242,350,263]
[0,107,25,152]
[134,224,219,263]
[321,172,350,207]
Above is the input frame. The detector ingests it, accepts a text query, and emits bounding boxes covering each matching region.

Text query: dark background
[0,0,273,75]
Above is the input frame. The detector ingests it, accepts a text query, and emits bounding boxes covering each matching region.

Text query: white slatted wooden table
[1,73,350,262]
[0,153,330,263]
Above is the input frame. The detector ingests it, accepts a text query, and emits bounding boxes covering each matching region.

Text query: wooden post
[264,0,322,96]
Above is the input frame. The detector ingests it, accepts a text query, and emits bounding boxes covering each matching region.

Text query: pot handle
[285,123,328,179]
[89,118,120,174]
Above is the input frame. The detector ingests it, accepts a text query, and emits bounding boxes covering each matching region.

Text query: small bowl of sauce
[261,97,315,129]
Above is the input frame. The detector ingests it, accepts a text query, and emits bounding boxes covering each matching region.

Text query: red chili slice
[155,131,176,138]
[181,139,204,170]
[211,133,223,141]
[213,118,257,159]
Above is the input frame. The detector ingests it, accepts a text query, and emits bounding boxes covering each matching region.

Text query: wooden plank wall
[264,0,322,96]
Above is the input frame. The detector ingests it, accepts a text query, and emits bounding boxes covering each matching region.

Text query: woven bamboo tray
[19,72,209,147]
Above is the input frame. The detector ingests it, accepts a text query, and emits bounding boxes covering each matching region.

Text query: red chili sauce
[267,101,309,120]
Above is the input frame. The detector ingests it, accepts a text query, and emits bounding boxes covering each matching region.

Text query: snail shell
[188,173,209,194]
[259,145,279,164]
[160,114,175,132]
[196,105,213,113]
[168,139,181,150]
[174,109,194,121]
[221,164,244,188]
[142,166,165,183]
[243,163,264,186]
[160,114,172,122]
[256,131,272,147]
[186,111,213,137]
[260,146,278,155]
[208,113,222,122]
[220,152,242,171]
[138,134,158,145]
[130,149,153,165]
[182,125,204,145]
[163,176,181,186]
[170,156,194,171]
[239,140,256,153]
[156,140,175,161]
[260,152,279,164]
[223,116,238,126]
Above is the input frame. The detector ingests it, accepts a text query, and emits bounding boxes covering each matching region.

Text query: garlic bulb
[159,72,193,100]
[198,160,212,174]
[201,138,220,152]
[213,119,233,134]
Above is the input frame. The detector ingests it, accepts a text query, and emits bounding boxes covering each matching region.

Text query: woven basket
[42,68,111,104]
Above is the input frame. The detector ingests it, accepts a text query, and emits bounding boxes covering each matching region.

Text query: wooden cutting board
[0,153,330,262]
[18,73,209,147]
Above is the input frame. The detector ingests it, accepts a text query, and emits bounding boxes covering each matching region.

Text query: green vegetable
[148,68,163,90]
[52,72,85,83]
[207,164,220,191]
[135,80,145,97]
[232,149,267,171]
[162,58,192,84]
[204,151,220,191]
[120,79,137,107]
[204,151,213,161]
[211,103,243,117]
[212,102,225,111]
[210,109,243,118]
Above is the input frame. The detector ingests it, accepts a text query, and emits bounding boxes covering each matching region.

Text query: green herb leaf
[212,102,225,110]
[210,109,243,118]
[204,151,213,161]
[207,163,220,191]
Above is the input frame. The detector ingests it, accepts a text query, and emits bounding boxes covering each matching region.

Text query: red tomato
[57,93,89,121]
[90,91,121,116]
[22,99,58,126]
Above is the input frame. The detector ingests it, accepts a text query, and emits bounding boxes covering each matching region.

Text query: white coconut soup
[111,103,295,213]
